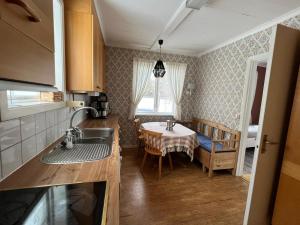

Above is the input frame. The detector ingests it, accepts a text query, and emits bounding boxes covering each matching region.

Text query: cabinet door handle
[6,0,41,22]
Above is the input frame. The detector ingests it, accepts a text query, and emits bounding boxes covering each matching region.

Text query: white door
[244,24,300,225]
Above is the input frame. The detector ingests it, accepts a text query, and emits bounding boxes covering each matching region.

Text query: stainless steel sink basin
[76,128,114,144]
[81,128,114,139]
[41,128,114,164]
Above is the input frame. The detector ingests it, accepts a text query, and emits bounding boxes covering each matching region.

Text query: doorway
[242,64,267,182]
[237,53,269,178]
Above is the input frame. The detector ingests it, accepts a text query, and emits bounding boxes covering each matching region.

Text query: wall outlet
[66,101,85,108]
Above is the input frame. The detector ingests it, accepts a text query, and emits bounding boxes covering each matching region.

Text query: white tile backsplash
[0,119,19,132]
[58,123,66,137]
[46,110,56,128]
[0,106,87,180]
[36,130,47,153]
[21,115,35,140]
[22,136,37,163]
[64,120,69,132]
[57,108,67,122]
[0,119,21,150]
[1,143,22,177]
[35,112,46,133]
[46,126,56,145]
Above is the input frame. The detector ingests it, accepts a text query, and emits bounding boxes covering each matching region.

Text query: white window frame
[0,0,66,121]
[0,91,65,121]
[136,78,175,116]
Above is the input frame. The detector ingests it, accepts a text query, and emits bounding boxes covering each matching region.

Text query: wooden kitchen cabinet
[0,0,54,51]
[65,0,105,92]
[0,0,55,85]
[64,0,92,14]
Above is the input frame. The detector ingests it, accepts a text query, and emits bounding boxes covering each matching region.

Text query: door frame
[236,53,270,176]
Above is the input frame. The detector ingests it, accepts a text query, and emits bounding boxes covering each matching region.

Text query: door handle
[6,0,41,22]
[261,134,279,153]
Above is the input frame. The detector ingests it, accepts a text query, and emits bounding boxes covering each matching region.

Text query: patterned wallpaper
[105,47,198,146]
[194,14,300,131]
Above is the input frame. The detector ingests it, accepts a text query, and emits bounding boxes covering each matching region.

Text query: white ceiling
[95,0,300,56]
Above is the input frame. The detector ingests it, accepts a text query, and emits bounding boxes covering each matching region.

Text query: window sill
[1,101,66,121]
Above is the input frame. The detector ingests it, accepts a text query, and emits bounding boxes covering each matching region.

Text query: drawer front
[213,159,235,170]
[0,0,54,51]
[213,152,236,170]
[0,19,55,85]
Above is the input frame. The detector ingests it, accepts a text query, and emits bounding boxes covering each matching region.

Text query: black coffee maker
[90,93,110,119]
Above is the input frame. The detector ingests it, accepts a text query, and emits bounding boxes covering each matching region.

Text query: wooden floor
[120,149,249,225]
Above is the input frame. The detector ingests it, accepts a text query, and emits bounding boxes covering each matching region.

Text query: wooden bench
[192,119,241,177]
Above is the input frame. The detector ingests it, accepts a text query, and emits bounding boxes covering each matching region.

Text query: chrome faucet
[62,107,99,148]
[69,106,99,129]
[69,107,99,141]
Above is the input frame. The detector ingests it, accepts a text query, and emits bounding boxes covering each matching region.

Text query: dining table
[141,122,199,161]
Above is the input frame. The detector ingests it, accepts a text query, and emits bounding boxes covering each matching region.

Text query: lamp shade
[153,59,166,78]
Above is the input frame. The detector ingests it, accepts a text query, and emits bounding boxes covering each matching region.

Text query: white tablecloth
[141,122,198,160]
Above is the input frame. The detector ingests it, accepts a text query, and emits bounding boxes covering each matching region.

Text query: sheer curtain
[166,62,187,120]
[129,58,154,119]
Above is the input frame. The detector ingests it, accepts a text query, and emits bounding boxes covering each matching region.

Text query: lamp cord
[159,44,162,59]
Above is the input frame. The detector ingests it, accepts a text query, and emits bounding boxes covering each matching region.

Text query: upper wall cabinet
[0,0,55,85]
[64,0,105,92]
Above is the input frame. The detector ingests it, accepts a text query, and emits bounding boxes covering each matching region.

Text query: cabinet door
[99,42,106,91]
[64,0,92,14]
[0,0,54,51]
[65,12,93,92]
[93,13,101,91]
[0,19,55,85]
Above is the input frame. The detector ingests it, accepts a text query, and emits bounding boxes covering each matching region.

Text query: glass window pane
[137,76,155,113]
[158,77,173,113]
[137,97,155,113]
[7,91,53,108]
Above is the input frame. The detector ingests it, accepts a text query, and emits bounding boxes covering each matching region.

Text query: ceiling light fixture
[186,0,208,10]
[153,39,166,78]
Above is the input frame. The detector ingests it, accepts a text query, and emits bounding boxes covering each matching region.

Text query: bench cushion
[196,133,223,152]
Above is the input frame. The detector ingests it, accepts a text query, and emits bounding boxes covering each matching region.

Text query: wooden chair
[133,118,144,153]
[140,129,173,179]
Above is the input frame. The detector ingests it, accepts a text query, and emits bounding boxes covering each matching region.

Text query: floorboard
[120,149,249,225]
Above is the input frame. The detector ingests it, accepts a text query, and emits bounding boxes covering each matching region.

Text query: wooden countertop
[0,115,120,225]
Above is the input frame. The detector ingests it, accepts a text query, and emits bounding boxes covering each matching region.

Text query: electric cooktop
[0,181,107,225]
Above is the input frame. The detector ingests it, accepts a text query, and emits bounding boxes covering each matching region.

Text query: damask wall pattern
[194,14,300,131]
[105,47,199,146]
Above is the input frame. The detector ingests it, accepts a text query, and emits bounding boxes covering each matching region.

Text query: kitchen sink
[80,128,114,139]
[76,128,114,144]
[41,128,114,164]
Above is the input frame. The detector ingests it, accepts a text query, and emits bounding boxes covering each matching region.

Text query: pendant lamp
[153,39,166,78]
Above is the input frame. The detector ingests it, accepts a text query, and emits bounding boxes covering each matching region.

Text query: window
[137,75,174,115]
[6,91,57,108]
